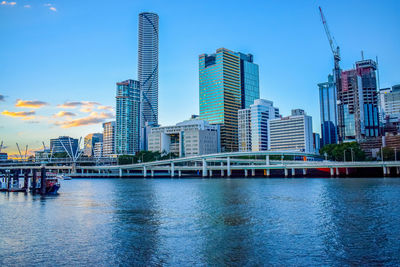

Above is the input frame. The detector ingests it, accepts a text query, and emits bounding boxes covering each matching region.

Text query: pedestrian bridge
[1,151,399,178]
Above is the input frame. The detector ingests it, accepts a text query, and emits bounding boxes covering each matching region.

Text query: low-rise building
[84,133,103,157]
[0,152,7,161]
[268,109,314,153]
[93,142,103,158]
[148,118,220,157]
[50,136,78,156]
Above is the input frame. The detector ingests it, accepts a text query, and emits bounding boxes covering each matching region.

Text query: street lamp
[350,148,354,162]
[343,150,346,162]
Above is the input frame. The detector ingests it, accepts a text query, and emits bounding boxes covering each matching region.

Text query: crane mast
[319,6,344,142]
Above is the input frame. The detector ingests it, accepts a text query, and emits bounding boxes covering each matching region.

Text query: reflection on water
[0,178,399,266]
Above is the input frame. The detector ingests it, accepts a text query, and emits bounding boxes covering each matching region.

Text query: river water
[0,178,399,266]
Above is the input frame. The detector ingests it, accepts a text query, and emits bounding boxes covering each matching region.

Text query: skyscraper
[239,53,260,109]
[338,59,380,141]
[318,74,338,146]
[138,12,159,150]
[199,48,241,152]
[115,79,140,155]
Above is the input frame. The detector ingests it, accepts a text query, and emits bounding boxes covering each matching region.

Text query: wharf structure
[1,151,400,179]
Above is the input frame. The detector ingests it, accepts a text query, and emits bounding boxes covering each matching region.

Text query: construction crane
[319,6,344,142]
[319,6,341,72]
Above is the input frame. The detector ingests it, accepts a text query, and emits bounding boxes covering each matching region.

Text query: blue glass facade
[318,75,338,146]
[199,48,241,152]
[239,53,260,109]
[116,80,140,155]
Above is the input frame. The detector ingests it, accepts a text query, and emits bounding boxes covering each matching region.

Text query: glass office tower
[239,53,260,109]
[115,80,140,155]
[138,12,159,150]
[318,74,338,146]
[199,48,241,152]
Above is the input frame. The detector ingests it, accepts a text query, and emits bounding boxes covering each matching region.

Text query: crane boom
[319,6,335,55]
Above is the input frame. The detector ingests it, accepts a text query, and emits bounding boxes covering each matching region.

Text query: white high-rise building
[268,109,314,153]
[102,121,116,157]
[238,99,280,152]
[379,85,400,128]
[238,108,251,152]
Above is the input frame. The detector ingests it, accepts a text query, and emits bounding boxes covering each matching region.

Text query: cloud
[1,110,35,120]
[57,101,100,109]
[55,112,114,128]
[15,99,48,108]
[1,1,17,6]
[49,6,56,12]
[24,4,30,8]
[0,95,5,102]
[53,111,76,117]
[98,105,114,112]
[80,107,93,113]
[44,3,52,6]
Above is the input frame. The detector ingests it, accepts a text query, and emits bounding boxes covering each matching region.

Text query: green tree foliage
[380,147,396,161]
[320,142,366,161]
[117,151,178,165]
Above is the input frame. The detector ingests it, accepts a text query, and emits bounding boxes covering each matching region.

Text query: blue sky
[0,0,399,156]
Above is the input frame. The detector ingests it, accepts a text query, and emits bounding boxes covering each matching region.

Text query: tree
[320,142,366,161]
[380,147,395,161]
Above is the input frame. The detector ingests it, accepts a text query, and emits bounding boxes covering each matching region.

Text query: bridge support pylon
[171,162,175,178]
[383,166,387,176]
[291,168,295,177]
[303,168,307,176]
[178,170,181,178]
[227,157,231,177]
[330,168,334,177]
[251,169,255,177]
[202,158,207,177]
[143,166,147,178]
[284,168,288,177]
[244,169,248,177]
[346,168,349,176]
[151,170,154,177]
[336,168,339,177]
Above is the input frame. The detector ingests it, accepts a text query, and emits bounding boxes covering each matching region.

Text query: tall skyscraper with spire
[138,12,159,150]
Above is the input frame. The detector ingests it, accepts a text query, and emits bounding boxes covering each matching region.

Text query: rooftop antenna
[0,141,3,153]
[361,50,364,60]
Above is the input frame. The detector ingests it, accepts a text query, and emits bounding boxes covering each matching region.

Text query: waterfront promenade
[1,151,400,178]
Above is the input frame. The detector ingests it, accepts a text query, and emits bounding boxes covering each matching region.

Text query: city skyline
[1,0,399,157]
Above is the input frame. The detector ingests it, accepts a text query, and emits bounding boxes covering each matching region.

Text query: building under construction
[319,7,380,145]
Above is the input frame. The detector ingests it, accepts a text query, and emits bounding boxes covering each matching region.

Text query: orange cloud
[49,6,56,12]
[57,101,100,109]
[98,105,114,112]
[15,99,48,108]
[55,112,114,128]
[1,1,16,6]
[1,110,35,120]
[54,111,76,117]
